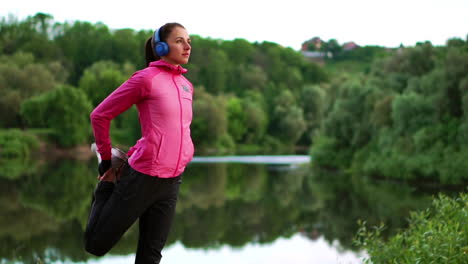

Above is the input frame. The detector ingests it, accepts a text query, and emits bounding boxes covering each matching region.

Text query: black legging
[84,162,181,264]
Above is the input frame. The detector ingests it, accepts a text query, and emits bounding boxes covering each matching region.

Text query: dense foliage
[0,13,327,152]
[1,13,467,181]
[355,193,468,264]
[312,39,468,184]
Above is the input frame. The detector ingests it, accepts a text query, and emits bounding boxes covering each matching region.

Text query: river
[0,155,461,264]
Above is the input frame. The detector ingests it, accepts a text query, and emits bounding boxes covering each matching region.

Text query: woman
[84,22,193,264]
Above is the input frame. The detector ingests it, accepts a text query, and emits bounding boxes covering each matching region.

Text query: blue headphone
[153,27,169,56]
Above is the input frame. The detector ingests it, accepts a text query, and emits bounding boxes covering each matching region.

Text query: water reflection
[0,156,463,263]
[82,235,366,264]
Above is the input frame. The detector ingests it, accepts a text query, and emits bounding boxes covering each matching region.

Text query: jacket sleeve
[90,70,150,160]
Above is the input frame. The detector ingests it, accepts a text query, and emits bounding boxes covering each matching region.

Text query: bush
[310,135,353,169]
[21,85,93,147]
[355,193,468,264]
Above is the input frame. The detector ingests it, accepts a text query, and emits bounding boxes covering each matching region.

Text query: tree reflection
[302,168,436,249]
[0,159,463,263]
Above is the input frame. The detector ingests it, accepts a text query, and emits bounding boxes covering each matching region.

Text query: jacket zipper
[172,75,183,177]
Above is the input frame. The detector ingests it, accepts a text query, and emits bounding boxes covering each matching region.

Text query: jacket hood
[149,60,188,74]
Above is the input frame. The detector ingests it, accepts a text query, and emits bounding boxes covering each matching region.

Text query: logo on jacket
[182,85,190,93]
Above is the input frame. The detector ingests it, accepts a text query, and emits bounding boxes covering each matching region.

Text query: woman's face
[162,26,191,66]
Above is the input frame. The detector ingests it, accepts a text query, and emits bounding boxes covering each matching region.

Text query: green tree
[441,47,468,117]
[0,52,59,127]
[191,87,232,153]
[226,96,247,142]
[313,37,468,184]
[321,78,374,150]
[21,85,92,147]
[221,38,255,65]
[203,49,229,94]
[241,91,268,144]
[110,28,146,67]
[55,21,113,84]
[78,60,134,107]
[77,60,139,146]
[269,89,306,146]
[391,92,436,135]
[229,64,268,95]
[299,84,325,144]
[0,13,61,61]
[374,42,435,77]
[323,38,342,57]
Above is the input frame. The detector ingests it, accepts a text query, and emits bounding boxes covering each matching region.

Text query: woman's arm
[90,70,150,161]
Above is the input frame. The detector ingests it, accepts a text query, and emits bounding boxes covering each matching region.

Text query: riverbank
[37,141,95,161]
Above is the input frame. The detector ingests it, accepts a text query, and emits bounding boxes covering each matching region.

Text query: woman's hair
[145,22,185,66]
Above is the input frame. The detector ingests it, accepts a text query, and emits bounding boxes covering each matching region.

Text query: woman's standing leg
[135,177,181,264]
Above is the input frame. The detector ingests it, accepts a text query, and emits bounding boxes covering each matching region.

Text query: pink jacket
[90,60,194,178]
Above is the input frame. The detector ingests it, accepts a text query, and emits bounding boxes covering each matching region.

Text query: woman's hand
[98,160,111,176]
[98,167,116,182]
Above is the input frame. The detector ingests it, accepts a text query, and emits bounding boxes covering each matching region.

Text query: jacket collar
[150,60,188,74]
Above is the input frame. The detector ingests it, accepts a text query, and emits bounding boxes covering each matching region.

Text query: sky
[2,0,467,50]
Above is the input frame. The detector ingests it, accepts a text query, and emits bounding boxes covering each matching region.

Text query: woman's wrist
[98,160,112,176]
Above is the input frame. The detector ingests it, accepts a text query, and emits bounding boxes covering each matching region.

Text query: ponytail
[145,37,160,66]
